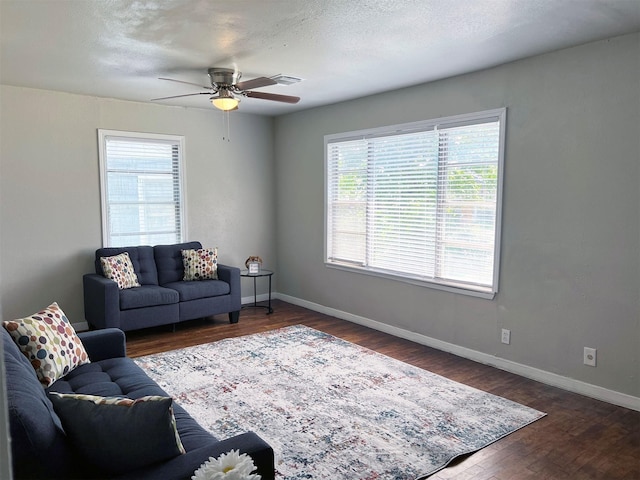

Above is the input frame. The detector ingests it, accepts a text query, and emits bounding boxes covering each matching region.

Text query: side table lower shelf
[240,269,273,314]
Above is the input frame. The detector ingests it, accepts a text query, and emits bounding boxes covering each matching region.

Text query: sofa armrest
[211,431,274,480]
[83,273,121,329]
[78,328,126,361]
[217,264,241,311]
[114,432,275,480]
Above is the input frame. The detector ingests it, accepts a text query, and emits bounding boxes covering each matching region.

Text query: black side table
[240,269,274,314]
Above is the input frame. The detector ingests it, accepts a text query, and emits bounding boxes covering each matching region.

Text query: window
[98,130,186,247]
[325,108,505,298]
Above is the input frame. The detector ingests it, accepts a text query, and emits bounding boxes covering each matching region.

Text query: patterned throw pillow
[100,252,140,289]
[182,247,218,281]
[49,393,185,474]
[2,302,90,387]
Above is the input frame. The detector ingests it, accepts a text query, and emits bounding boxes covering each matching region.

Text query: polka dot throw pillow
[2,302,90,387]
[100,251,140,289]
[182,247,218,281]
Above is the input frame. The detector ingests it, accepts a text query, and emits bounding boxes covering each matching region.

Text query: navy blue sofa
[83,241,241,332]
[3,326,275,479]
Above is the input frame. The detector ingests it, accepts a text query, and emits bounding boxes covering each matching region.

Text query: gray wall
[0,86,276,325]
[274,33,640,398]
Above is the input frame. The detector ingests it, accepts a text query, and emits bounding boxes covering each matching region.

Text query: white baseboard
[276,293,640,412]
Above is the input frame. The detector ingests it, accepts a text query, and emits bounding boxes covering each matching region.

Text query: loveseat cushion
[119,285,179,310]
[164,279,231,302]
[155,241,202,285]
[95,246,159,286]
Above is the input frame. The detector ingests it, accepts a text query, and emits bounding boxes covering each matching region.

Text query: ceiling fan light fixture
[211,90,239,111]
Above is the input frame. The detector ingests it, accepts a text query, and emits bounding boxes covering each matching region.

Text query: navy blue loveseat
[3,326,275,479]
[83,241,241,332]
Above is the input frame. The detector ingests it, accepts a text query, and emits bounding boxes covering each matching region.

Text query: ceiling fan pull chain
[222,110,231,142]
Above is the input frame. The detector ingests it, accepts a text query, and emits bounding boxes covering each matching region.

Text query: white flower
[192,449,261,480]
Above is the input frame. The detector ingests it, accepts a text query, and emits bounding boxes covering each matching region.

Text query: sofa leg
[229,311,240,324]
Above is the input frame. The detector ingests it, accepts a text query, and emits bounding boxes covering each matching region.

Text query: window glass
[325,109,505,298]
[98,130,186,247]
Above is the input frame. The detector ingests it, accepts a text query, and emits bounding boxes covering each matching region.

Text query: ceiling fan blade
[158,77,211,89]
[244,91,300,104]
[151,92,211,101]
[235,76,277,90]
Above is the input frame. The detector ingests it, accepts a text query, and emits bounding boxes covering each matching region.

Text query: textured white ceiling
[1,0,639,115]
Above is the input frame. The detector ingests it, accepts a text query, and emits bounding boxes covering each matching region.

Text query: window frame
[98,129,187,247]
[324,108,506,299]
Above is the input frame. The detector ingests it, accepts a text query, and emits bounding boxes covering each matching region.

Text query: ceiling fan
[151,67,301,111]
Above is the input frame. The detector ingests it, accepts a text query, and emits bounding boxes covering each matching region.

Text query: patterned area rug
[134,325,545,479]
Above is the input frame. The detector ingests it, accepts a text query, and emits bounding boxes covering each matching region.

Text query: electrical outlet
[501,329,511,345]
[584,347,597,367]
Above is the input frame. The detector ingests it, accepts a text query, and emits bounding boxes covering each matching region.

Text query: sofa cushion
[49,393,185,474]
[164,279,231,302]
[182,247,218,280]
[3,302,90,387]
[95,245,159,285]
[100,251,141,289]
[119,285,179,310]
[155,241,203,285]
[47,355,219,451]
[49,361,130,397]
[48,357,168,397]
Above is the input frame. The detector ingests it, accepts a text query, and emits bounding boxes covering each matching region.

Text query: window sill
[325,262,496,300]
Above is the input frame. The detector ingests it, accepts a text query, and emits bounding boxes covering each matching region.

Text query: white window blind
[98,130,186,247]
[325,109,505,298]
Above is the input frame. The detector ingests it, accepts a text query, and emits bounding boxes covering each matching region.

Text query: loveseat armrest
[83,273,121,329]
[78,328,126,361]
[114,432,275,480]
[217,264,241,311]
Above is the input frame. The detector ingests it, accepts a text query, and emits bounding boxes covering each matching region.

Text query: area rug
[134,325,545,479]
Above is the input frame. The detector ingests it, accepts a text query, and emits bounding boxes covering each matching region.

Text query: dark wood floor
[125,300,640,480]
